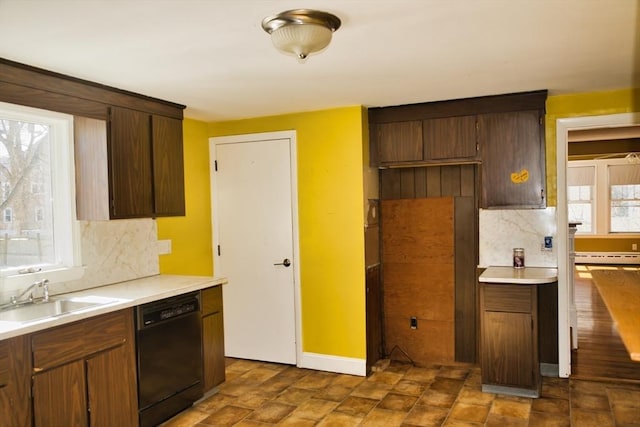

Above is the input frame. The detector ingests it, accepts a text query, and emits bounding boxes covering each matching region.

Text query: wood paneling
[0,335,32,427]
[369,90,548,123]
[366,264,383,374]
[380,164,479,364]
[380,164,476,200]
[0,58,184,119]
[382,197,454,365]
[454,197,477,363]
[202,285,223,316]
[538,282,558,365]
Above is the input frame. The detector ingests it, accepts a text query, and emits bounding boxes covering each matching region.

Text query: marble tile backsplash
[59,218,159,294]
[479,208,557,268]
[0,219,159,303]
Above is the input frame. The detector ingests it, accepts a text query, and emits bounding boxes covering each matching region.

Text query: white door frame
[555,112,640,377]
[209,130,302,365]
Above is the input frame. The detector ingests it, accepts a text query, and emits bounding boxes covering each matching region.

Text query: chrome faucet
[10,279,50,305]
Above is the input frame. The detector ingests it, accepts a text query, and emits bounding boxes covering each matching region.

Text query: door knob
[274,258,291,267]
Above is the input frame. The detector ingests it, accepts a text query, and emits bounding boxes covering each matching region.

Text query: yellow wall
[545,88,640,206]
[157,119,214,276]
[207,106,367,359]
[546,88,640,253]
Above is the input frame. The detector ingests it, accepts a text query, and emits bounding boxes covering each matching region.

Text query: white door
[210,132,298,364]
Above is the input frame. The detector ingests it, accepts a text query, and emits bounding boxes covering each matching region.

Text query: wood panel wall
[380,164,478,364]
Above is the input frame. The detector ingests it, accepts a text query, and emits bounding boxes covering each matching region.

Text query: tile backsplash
[479,208,557,268]
[0,218,159,303]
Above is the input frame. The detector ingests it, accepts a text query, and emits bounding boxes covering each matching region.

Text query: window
[0,102,81,284]
[568,158,640,236]
[609,164,640,232]
[567,165,594,233]
[3,208,12,223]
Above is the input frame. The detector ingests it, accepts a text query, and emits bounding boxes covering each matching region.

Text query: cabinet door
[0,336,31,427]
[423,115,477,160]
[152,115,185,216]
[479,110,545,208]
[202,311,225,391]
[87,344,138,427]
[374,121,423,164]
[481,311,535,388]
[32,360,88,427]
[109,106,154,218]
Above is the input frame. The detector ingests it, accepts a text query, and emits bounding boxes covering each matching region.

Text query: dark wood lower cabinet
[31,309,138,426]
[32,360,88,427]
[0,335,32,427]
[202,285,226,392]
[480,284,540,397]
[87,344,139,427]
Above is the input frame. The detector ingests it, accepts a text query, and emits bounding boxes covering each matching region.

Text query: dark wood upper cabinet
[76,108,186,220]
[479,110,545,208]
[109,106,155,218]
[423,115,478,160]
[373,121,423,164]
[1,58,186,219]
[152,115,185,216]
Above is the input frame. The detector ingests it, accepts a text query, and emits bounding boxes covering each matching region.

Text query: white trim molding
[556,112,640,378]
[298,352,366,377]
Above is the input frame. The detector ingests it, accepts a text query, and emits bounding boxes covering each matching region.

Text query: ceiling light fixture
[261,9,341,61]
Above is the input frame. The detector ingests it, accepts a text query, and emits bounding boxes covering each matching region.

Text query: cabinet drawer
[32,309,131,371]
[0,339,9,387]
[202,286,223,315]
[482,284,533,313]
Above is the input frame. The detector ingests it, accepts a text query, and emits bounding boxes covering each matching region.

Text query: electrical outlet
[633,243,638,251]
[410,317,418,329]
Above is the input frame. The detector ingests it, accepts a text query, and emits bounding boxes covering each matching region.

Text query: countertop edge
[0,274,228,341]
[478,266,558,285]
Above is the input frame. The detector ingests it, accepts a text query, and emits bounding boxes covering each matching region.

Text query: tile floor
[162,358,640,426]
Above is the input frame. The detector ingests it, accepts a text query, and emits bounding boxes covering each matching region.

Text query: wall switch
[633,243,638,251]
[410,316,418,329]
[544,236,553,249]
[157,239,172,255]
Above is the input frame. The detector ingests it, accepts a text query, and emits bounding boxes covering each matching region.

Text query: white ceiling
[0,0,638,122]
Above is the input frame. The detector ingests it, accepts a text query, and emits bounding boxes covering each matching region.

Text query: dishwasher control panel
[137,292,200,328]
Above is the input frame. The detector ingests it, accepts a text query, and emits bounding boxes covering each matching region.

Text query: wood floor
[571,265,640,382]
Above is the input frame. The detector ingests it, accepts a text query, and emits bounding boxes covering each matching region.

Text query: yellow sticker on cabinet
[510,169,529,184]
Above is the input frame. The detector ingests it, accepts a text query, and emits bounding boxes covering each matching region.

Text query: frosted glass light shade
[262,9,341,61]
[270,24,333,60]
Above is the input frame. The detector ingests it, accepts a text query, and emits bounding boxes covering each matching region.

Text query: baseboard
[298,352,366,376]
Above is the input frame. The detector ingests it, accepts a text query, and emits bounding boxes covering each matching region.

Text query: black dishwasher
[136,291,203,427]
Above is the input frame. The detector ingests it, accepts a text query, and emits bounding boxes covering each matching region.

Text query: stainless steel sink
[0,297,111,323]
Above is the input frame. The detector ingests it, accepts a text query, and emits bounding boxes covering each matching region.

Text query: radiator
[575,252,640,265]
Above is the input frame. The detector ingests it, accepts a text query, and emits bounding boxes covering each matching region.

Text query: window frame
[568,158,640,237]
[0,101,83,288]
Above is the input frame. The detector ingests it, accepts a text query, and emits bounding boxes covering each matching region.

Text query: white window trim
[569,158,640,237]
[0,102,84,289]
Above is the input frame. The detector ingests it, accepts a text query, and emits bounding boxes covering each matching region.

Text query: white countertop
[479,266,558,284]
[0,274,227,340]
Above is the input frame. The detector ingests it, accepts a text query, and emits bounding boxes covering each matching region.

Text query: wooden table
[591,270,640,362]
